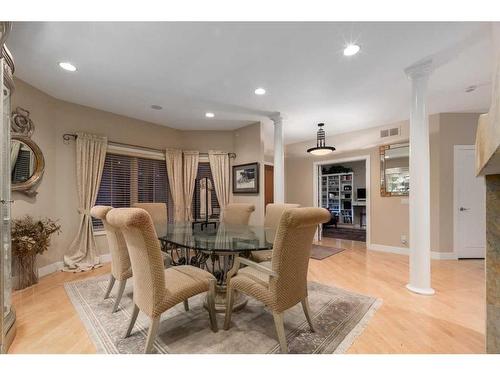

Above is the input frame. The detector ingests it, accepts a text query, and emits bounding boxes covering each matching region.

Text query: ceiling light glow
[205,112,215,118]
[254,88,266,95]
[343,44,360,57]
[58,62,77,72]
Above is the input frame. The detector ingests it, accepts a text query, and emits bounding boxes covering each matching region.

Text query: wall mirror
[10,107,45,196]
[380,142,409,196]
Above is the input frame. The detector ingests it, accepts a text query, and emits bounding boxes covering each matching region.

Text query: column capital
[405,59,433,80]
[269,112,284,125]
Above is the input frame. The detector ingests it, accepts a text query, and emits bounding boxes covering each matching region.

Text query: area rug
[323,227,366,242]
[310,245,345,260]
[64,274,381,354]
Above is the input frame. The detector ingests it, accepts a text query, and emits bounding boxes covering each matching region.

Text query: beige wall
[437,113,481,252]
[285,113,481,253]
[231,122,265,225]
[11,79,236,268]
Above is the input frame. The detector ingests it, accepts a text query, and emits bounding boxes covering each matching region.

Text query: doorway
[313,155,370,245]
[454,145,486,259]
[264,164,274,209]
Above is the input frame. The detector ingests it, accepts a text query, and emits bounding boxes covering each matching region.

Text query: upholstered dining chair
[132,203,167,234]
[106,207,218,354]
[90,205,132,313]
[221,203,255,225]
[132,202,175,269]
[251,203,300,263]
[224,207,330,353]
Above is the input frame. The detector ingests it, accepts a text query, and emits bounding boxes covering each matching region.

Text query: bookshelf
[320,172,354,224]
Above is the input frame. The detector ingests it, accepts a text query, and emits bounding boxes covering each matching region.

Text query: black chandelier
[307,123,336,156]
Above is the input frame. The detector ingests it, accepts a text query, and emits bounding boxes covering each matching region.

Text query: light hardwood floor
[8,239,485,354]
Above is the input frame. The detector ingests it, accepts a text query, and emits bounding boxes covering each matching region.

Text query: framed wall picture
[232,162,259,194]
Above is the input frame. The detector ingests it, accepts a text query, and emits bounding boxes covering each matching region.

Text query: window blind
[192,162,220,220]
[92,153,172,230]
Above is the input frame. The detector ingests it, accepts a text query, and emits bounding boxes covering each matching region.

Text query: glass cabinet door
[1,52,14,354]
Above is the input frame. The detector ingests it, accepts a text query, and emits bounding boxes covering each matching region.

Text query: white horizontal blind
[92,152,171,230]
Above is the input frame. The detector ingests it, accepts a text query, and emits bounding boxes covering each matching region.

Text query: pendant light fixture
[307,123,336,155]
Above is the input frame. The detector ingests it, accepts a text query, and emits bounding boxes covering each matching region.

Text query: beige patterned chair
[224,207,330,353]
[221,203,255,225]
[132,202,174,268]
[132,203,167,234]
[90,205,132,313]
[251,203,300,263]
[106,207,218,354]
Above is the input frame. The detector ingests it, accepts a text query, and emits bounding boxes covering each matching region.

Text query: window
[93,153,171,230]
[192,162,220,220]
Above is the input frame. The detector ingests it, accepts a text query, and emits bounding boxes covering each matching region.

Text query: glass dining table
[158,222,275,311]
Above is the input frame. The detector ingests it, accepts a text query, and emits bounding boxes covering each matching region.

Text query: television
[357,188,366,200]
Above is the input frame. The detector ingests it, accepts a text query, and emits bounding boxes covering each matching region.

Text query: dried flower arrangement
[11,216,61,289]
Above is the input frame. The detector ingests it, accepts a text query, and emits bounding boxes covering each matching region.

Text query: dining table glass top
[158,222,275,253]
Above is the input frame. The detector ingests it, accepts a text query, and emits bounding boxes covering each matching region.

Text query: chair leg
[144,317,160,354]
[223,284,235,330]
[301,297,315,332]
[124,304,139,338]
[112,279,127,313]
[103,275,115,300]
[272,312,288,354]
[183,299,189,311]
[207,279,218,332]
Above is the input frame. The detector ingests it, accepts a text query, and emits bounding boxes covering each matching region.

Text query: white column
[270,113,285,203]
[405,60,435,295]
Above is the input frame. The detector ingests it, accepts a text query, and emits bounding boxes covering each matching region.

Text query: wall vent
[380,129,389,138]
[389,127,399,136]
[380,127,400,138]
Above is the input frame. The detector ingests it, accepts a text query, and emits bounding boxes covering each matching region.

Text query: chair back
[90,206,131,281]
[222,203,255,225]
[270,207,330,312]
[106,208,166,317]
[132,203,168,235]
[264,203,300,230]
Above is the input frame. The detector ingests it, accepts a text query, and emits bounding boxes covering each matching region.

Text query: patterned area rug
[65,275,381,354]
[310,245,345,260]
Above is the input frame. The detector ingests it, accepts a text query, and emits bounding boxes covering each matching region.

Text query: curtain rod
[62,133,237,159]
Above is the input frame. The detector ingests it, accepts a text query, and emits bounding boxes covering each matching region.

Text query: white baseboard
[38,261,64,278]
[369,243,410,256]
[99,253,111,263]
[36,253,111,279]
[369,244,457,260]
[431,251,458,260]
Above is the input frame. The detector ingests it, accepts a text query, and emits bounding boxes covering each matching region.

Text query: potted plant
[11,216,61,289]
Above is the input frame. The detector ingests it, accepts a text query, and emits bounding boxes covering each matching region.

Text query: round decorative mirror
[10,107,45,196]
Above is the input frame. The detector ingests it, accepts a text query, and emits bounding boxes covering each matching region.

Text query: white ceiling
[8,22,493,144]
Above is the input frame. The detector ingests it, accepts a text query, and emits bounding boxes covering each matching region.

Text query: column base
[406,284,435,296]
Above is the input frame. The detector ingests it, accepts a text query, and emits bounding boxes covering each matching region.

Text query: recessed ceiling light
[58,62,77,72]
[151,105,163,110]
[205,112,215,118]
[343,44,360,57]
[254,88,266,95]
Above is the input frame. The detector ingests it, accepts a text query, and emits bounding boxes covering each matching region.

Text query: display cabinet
[0,21,16,354]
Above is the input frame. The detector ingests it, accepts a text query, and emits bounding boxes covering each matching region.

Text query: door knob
[459,207,470,211]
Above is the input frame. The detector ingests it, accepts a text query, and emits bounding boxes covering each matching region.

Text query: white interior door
[454,146,486,259]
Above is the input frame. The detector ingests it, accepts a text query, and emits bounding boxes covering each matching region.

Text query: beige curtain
[200,178,213,219]
[183,151,199,221]
[64,132,107,272]
[208,150,230,218]
[166,149,184,222]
